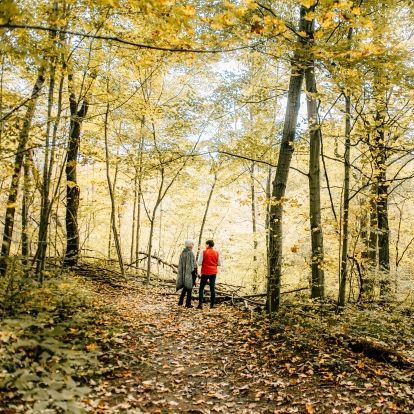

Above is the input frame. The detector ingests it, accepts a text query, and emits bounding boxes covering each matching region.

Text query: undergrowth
[0,269,121,414]
[266,297,414,369]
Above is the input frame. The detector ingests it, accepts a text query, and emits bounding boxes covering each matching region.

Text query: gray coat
[176,247,196,291]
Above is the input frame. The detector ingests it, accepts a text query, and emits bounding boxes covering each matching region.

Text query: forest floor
[1,274,414,414]
[82,281,414,414]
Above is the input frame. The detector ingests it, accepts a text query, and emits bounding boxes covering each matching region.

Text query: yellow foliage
[300,0,317,8]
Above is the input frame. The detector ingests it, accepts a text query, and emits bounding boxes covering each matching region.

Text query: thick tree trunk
[338,94,351,307]
[63,73,88,267]
[305,58,325,300]
[267,6,308,313]
[0,67,46,276]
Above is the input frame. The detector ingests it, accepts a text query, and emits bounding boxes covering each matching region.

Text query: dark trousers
[178,288,192,307]
[199,275,216,307]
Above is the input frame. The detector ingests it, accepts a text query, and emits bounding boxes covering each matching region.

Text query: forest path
[89,285,413,414]
[103,291,288,414]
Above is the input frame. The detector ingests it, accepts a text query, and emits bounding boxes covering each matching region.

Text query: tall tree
[304,12,325,300]
[63,71,89,267]
[267,5,308,313]
[0,67,45,276]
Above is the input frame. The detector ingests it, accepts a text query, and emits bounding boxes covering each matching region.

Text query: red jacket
[199,247,221,275]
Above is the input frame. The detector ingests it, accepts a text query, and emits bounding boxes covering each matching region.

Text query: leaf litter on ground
[1,275,413,413]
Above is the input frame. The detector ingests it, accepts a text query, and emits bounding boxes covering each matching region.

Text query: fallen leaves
[5,278,409,414]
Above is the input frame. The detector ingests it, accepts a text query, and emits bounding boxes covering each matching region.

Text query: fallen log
[329,335,412,368]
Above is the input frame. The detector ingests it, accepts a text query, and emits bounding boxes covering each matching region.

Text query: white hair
[184,240,194,247]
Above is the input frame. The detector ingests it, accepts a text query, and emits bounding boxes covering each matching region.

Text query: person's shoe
[178,301,184,306]
[185,304,194,308]
[197,304,203,309]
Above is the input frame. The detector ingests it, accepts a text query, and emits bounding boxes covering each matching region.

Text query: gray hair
[184,240,194,247]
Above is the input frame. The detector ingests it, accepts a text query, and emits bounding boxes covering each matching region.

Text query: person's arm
[197,250,203,267]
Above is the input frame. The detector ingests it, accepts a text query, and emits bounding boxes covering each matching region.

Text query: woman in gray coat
[176,240,197,308]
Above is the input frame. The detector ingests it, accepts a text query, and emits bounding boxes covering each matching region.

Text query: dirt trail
[89,288,413,414]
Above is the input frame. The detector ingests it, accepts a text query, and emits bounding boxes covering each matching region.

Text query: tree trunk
[135,128,145,265]
[107,160,119,259]
[36,59,56,277]
[250,163,259,292]
[21,153,31,266]
[305,55,325,300]
[377,168,390,296]
[104,103,124,276]
[338,94,351,307]
[0,67,46,276]
[146,168,164,283]
[196,172,217,261]
[267,6,308,313]
[265,166,272,281]
[130,173,138,263]
[63,73,88,267]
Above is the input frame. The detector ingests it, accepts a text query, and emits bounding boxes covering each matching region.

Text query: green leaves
[0,276,103,413]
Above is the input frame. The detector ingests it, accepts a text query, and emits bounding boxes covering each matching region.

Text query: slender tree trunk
[104,103,124,276]
[36,59,56,277]
[362,184,378,299]
[135,130,145,265]
[196,172,217,261]
[305,57,325,300]
[130,173,138,263]
[265,166,272,281]
[0,67,46,276]
[146,169,164,283]
[250,163,258,292]
[267,6,308,313]
[21,154,31,265]
[338,94,352,307]
[368,188,378,268]
[0,53,5,147]
[146,215,156,282]
[107,161,119,259]
[377,168,390,296]
[63,72,88,267]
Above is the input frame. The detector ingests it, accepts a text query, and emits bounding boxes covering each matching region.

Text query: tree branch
[1,23,260,54]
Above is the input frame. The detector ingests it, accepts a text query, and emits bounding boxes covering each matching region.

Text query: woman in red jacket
[197,239,222,309]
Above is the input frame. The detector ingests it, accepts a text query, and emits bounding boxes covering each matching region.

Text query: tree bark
[338,94,352,307]
[267,6,308,313]
[0,67,46,276]
[63,72,88,267]
[305,56,325,300]
[36,58,57,277]
[130,173,138,263]
[196,172,217,262]
[250,163,259,292]
[135,125,145,265]
[265,166,272,281]
[21,153,31,266]
[377,164,390,296]
[104,103,125,276]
